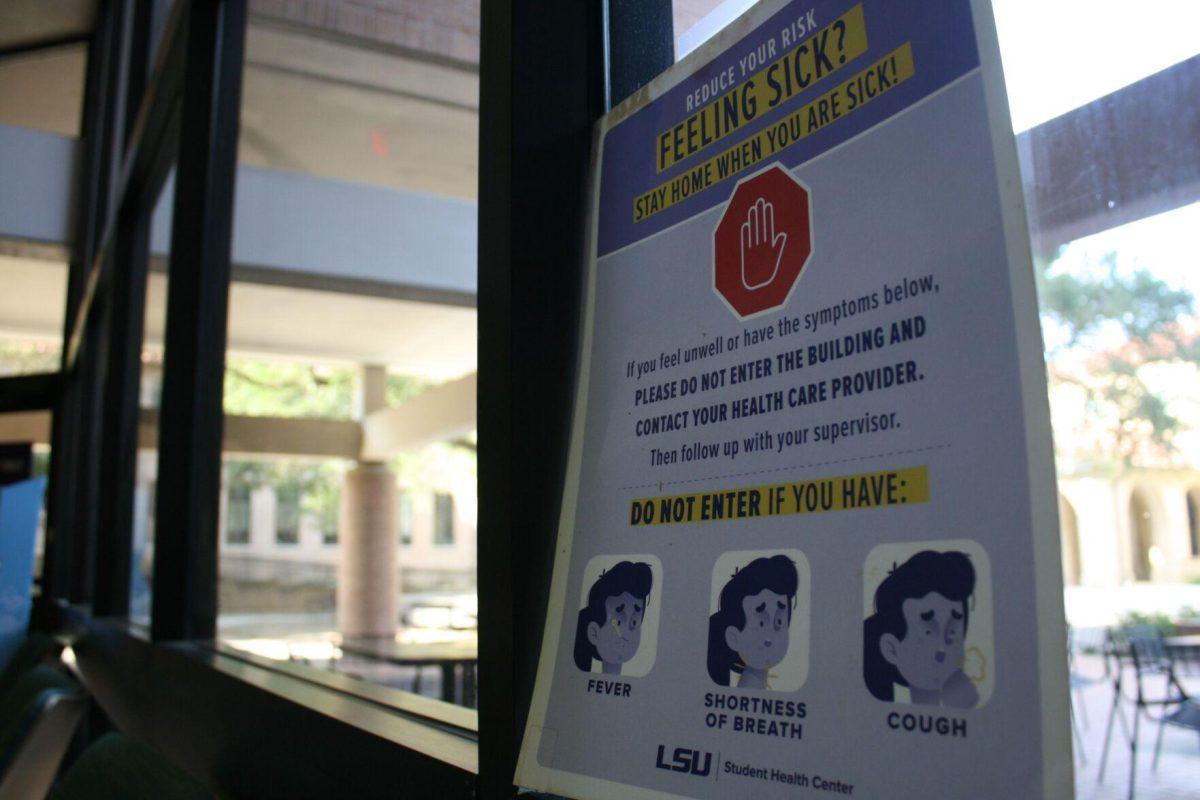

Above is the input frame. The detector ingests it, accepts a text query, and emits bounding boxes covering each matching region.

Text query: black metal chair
[0,665,87,800]
[1067,625,1107,765]
[1130,634,1200,769]
[48,732,213,800]
[1100,624,1199,800]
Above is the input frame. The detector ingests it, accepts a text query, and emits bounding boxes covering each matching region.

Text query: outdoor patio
[1072,653,1200,800]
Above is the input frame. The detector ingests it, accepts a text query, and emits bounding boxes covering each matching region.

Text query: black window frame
[11,0,672,795]
[3,0,1193,796]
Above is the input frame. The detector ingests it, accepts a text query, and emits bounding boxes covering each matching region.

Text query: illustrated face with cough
[586,591,645,669]
[879,591,966,693]
[725,589,792,673]
[862,549,980,708]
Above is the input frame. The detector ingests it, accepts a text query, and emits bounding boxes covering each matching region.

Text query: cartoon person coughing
[863,550,980,708]
[574,561,653,675]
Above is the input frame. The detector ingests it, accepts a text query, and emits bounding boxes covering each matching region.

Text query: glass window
[129,475,155,625]
[662,4,1199,786]
[0,249,66,379]
[225,478,251,545]
[130,179,175,628]
[397,490,413,546]
[216,7,480,711]
[433,493,455,546]
[274,482,300,545]
[674,0,751,61]
[224,359,355,420]
[312,480,340,546]
[0,336,60,377]
[994,1,1199,789]
[30,446,49,581]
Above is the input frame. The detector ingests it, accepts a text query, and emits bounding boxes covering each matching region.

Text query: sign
[713,165,813,319]
[517,1,1071,798]
[0,477,44,670]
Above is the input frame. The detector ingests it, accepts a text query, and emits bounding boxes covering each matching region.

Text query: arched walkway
[1059,494,1082,586]
[1128,488,1154,582]
[1188,487,1200,558]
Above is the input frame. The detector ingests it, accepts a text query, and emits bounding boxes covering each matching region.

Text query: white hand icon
[740,197,788,290]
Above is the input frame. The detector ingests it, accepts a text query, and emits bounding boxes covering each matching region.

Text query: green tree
[223,359,357,419]
[1037,251,1196,468]
[0,339,60,377]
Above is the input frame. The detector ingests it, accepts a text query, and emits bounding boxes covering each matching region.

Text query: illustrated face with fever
[589,592,645,671]
[573,561,654,675]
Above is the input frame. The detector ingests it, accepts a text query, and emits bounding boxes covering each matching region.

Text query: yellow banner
[657,4,869,173]
[634,42,915,223]
[628,465,928,527]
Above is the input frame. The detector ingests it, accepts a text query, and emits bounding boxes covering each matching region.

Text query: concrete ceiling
[0,254,65,341]
[673,0,728,51]
[0,2,722,201]
[0,254,476,379]
[238,24,478,200]
[0,17,479,200]
[0,43,86,136]
[0,0,96,52]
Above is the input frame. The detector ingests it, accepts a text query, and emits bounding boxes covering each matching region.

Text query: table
[1165,634,1200,674]
[338,636,478,706]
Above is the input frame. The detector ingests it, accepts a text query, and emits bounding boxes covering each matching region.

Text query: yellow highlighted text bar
[629,465,929,527]
[657,4,868,173]
[634,42,915,223]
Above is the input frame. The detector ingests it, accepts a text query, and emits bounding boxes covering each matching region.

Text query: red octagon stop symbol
[713,163,813,319]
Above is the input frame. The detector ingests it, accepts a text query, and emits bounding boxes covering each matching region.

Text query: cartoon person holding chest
[574,561,653,675]
[707,554,800,690]
[863,549,980,708]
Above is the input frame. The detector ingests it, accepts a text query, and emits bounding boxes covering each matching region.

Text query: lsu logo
[655,745,713,777]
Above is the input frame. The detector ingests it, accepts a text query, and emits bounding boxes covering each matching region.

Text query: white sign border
[514,1,1072,796]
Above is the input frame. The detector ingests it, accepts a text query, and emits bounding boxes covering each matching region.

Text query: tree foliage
[221,358,431,421]
[1038,251,1196,469]
[0,339,60,377]
[220,363,442,542]
[223,360,357,419]
[1039,254,1192,348]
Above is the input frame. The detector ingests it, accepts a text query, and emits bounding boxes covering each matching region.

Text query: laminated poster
[516,1,1072,797]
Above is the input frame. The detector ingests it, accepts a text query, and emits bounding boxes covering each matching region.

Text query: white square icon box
[862,540,994,708]
[575,554,663,678]
[707,549,811,693]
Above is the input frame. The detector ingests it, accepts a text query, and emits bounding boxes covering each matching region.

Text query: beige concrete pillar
[359,362,388,421]
[337,462,397,637]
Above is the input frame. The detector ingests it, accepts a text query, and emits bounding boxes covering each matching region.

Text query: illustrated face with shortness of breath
[726,588,791,671]
[880,591,966,692]
[587,591,645,665]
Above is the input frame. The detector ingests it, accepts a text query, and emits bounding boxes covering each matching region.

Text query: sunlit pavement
[1071,655,1200,800]
[217,611,478,702]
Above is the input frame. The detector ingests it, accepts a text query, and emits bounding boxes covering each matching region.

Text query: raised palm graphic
[740,197,788,290]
